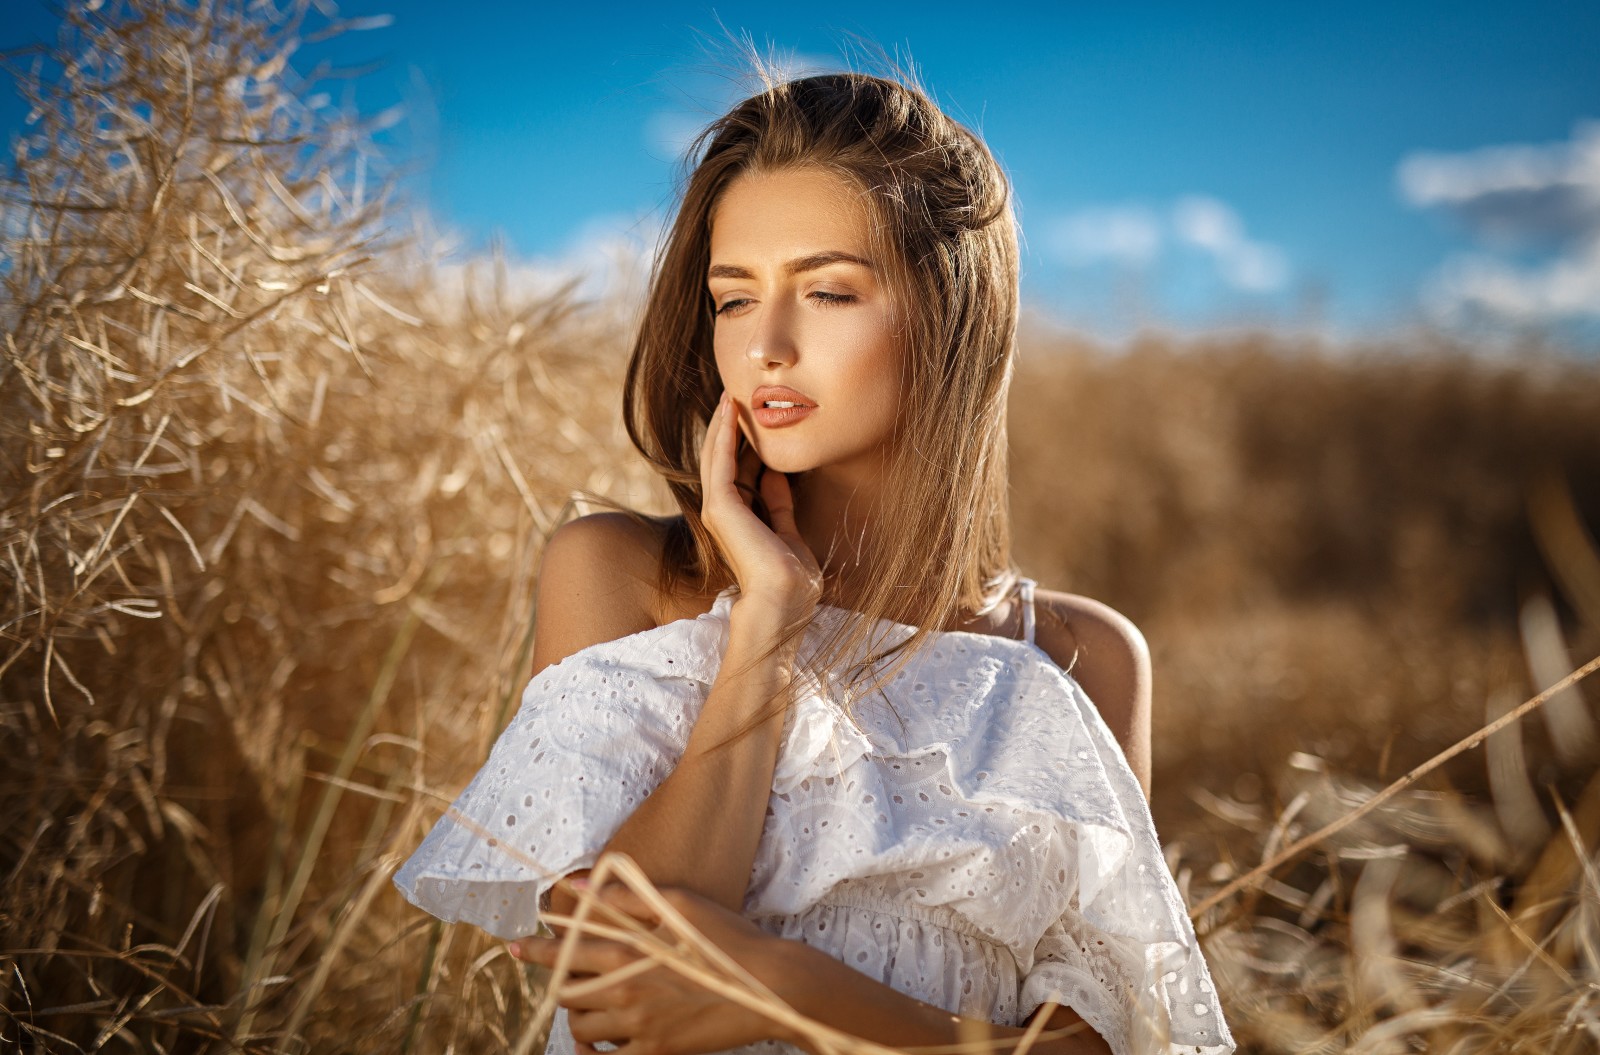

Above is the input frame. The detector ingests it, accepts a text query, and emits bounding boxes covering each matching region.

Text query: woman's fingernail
[508,942,522,958]
[571,878,590,890]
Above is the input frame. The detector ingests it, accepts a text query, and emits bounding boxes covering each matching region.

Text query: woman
[396,67,1234,1055]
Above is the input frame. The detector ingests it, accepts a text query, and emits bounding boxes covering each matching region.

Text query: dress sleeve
[1012,666,1236,1055]
[1018,902,1232,1055]
[392,621,723,941]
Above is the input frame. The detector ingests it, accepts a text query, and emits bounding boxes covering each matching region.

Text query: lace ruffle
[392,607,728,939]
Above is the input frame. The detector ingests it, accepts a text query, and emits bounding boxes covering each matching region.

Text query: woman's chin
[757,456,814,476]
[747,441,815,476]
[753,445,886,480]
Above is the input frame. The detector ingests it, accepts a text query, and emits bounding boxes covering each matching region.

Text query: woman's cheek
[843,335,907,419]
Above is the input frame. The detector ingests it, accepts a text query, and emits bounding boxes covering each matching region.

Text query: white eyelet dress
[394,579,1235,1055]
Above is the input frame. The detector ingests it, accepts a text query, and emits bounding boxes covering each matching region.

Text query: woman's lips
[752,403,815,428]
[749,385,817,429]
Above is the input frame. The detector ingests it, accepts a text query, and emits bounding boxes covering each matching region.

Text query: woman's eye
[714,291,855,317]
[810,291,856,306]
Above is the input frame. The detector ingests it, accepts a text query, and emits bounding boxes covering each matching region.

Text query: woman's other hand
[700,391,821,623]
[510,881,800,1054]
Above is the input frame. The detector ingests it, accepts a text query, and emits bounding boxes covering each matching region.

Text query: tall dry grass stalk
[4,2,1600,1053]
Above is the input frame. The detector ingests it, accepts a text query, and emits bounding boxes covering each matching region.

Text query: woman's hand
[510,881,800,1055]
[700,391,821,623]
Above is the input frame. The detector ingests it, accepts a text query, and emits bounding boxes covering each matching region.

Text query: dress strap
[1018,577,1037,645]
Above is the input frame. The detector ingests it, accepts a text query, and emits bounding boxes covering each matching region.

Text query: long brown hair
[610,59,1022,745]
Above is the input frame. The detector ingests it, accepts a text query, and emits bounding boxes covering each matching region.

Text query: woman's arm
[767,934,1115,1055]
[544,393,825,922]
[516,882,1114,1055]
[534,514,804,926]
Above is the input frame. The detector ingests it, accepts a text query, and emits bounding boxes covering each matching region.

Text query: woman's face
[708,166,907,480]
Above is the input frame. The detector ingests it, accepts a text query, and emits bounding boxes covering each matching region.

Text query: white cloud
[1399,137,1586,204]
[1044,195,1289,293]
[422,210,663,317]
[1046,205,1162,266]
[1422,240,1600,322]
[1171,195,1289,292]
[1170,195,1242,251]
[539,210,662,300]
[1400,120,1600,321]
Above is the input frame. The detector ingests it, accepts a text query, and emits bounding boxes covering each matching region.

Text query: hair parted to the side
[605,50,1023,751]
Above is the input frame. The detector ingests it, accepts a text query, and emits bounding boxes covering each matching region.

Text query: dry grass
[2,2,1598,1052]
[0,1,652,1048]
[1005,331,1600,1051]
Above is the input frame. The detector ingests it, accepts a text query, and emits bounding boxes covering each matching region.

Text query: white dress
[394,579,1235,1055]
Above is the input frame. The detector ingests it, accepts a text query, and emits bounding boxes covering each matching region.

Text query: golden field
[2,3,1597,1052]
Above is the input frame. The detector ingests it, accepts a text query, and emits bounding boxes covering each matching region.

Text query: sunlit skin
[708,165,909,586]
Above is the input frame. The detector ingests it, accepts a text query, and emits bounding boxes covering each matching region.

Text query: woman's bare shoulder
[1029,588,1149,669]
[529,511,676,676]
[1029,585,1154,796]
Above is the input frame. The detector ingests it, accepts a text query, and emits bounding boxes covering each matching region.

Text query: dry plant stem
[533,852,834,1053]
[265,587,429,951]
[1551,791,1600,898]
[1193,651,1600,920]
[277,849,404,1049]
[1478,891,1575,991]
[1528,470,1600,632]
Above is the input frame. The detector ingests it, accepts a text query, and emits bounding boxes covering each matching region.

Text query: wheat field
[2,3,1598,1052]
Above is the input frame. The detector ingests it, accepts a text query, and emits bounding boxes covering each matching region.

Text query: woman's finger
[702,393,748,512]
[733,438,763,508]
[721,389,744,494]
[698,393,729,496]
[567,1005,633,1047]
[558,961,661,1010]
[700,395,758,528]
[593,883,664,927]
[514,935,636,977]
[759,464,802,542]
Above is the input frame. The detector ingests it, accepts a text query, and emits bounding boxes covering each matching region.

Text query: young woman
[396,68,1234,1055]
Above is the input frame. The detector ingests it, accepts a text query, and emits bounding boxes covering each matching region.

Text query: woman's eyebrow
[707,250,876,281]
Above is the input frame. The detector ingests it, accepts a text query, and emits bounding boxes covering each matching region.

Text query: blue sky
[4,1,1597,343]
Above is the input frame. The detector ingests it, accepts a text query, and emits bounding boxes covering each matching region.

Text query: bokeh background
[8,0,1598,346]
[2,1,1598,1052]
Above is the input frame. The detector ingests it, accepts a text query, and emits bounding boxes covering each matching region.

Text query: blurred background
[1,2,1598,1052]
[7,0,1599,347]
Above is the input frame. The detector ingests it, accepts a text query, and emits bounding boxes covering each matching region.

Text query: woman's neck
[788,467,881,594]
[782,457,1013,634]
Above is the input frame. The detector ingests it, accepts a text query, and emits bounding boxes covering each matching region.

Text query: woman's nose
[745,298,799,367]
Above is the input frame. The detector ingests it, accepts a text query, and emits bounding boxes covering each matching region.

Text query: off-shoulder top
[394,579,1235,1055]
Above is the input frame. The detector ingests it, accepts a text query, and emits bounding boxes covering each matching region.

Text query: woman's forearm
[550,604,798,921]
[764,936,1114,1055]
